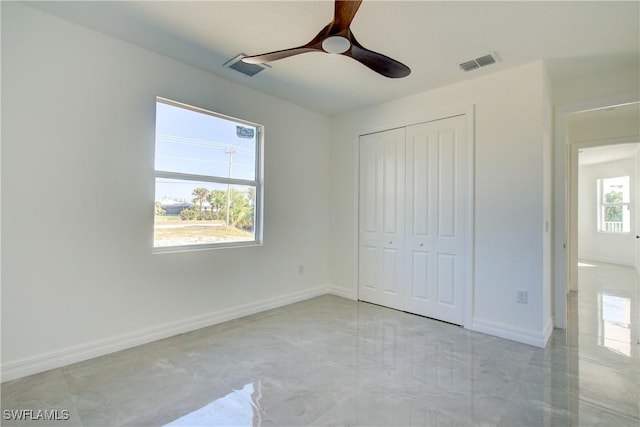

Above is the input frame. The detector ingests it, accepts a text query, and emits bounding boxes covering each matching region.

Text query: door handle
[637,235,640,239]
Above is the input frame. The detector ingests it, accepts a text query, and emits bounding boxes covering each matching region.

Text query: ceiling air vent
[459,53,498,72]
[224,54,270,77]
[459,60,479,72]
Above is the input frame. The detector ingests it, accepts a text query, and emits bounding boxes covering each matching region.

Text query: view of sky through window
[155,102,256,201]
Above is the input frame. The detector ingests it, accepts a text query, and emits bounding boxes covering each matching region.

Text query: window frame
[597,175,630,234]
[153,97,263,253]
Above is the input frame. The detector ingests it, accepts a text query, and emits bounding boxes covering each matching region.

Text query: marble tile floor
[2,262,639,426]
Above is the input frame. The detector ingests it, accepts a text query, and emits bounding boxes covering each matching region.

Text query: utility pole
[225,147,236,227]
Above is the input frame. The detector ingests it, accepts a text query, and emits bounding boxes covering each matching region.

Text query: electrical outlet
[517,290,528,304]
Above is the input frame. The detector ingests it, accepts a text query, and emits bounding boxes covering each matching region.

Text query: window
[154,98,262,251]
[597,176,630,233]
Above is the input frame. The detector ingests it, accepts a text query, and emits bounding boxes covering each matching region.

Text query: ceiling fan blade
[333,0,363,31]
[243,22,332,64]
[345,35,411,78]
[242,46,320,64]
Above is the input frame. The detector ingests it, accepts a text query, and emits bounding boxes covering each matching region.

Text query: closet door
[404,115,469,325]
[358,128,406,310]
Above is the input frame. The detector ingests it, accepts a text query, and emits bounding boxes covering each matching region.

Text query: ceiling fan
[242,0,411,79]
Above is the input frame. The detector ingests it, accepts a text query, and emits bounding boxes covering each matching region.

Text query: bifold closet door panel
[358,128,406,311]
[404,115,469,325]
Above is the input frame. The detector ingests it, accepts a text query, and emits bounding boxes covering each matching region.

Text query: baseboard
[326,285,356,300]
[471,317,552,348]
[542,316,554,346]
[579,254,635,268]
[1,286,327,383]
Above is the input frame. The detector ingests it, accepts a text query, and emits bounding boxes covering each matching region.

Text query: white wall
[578,158,637,266]
[553,65,640,107]
[330,61,553,347]
[568,107,640,143]
[1,2,332,380]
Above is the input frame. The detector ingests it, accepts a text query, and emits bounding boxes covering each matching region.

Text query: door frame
[352,105,475,328]
[636,145,640,274]
[553,93,639,329]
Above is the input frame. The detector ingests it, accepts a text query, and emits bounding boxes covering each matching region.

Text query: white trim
[351,130,360,303]
[553,92,639,331]
[1,287,327,383]
[464,105,476,329]
[352,105,475,329]
[472,316,554,348]
[326,286,356,300]
[155,170,258,188]
[637,144,640,274]
[579,254,635,268]
[542,316,555,347]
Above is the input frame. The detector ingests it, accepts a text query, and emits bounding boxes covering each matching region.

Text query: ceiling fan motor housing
[322,35,351,54]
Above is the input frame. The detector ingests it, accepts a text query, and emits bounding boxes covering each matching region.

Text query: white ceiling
[574,101,639,166]
[579,142,639,166]
[28,1,640,116]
